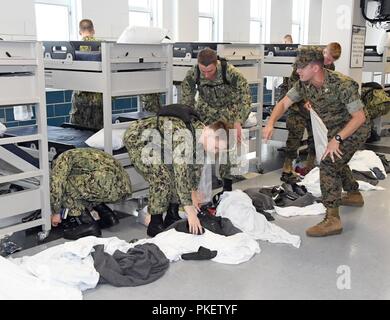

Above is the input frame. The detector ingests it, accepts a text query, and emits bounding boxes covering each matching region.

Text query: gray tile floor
[12,163,390,300]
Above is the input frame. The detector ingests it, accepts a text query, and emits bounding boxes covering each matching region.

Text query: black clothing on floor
[92,243,169,287]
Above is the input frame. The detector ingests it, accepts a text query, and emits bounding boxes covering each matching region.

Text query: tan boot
[340,191,364,207]
[306,208,343,237]
[282,158,294,173]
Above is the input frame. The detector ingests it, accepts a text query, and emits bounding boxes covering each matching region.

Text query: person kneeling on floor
[50,148,132,240]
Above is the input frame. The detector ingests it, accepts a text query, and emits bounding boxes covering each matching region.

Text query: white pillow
[85,128,126,151]
[0,122,6,136]
[117,26,169,44]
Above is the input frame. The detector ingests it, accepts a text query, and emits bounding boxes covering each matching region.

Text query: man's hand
[262,123,274,142]
[322,138,343,163]
[304,101,313,111]
[51,213,62,227]
[234,122,243,143]
[184,205,204,235]
[191,191,203,211]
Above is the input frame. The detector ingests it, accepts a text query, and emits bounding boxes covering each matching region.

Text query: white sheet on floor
[13,236,134,294]
[299,167,386,198]
[274,202,326,217]
[0,256,82,300]
[135,229,260,265]
[216,190,301,248]
[348,150,387,178]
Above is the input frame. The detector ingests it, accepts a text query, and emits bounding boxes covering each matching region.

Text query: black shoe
[62,210,101,240]
[280,172,301,183]
[93,203,119,229]
[147,222,165,237]
[222,178,233,192]
[366,129,381,143]
[164,203,181,228]
[63,217,102,240]
[147,214,165,237]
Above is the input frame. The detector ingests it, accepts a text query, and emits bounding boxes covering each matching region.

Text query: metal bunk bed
[262,43,299,143]
[0,41,51,240]
[363,45,390,135]
[7,41,174,200]
[171,42,264,171]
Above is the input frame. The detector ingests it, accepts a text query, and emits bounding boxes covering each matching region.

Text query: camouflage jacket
[123,117,204,206]
[181,62,252,125]
[361,86,390,121]
[287,69,369,137]
[50,148,132,214]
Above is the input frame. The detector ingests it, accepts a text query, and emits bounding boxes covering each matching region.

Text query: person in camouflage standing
[69,19,104,130]
[278,42,342,182]
[180,48,252,191]
[123,110,231,237]
[50,148,132,239]
[361,82,390,142]
[263,47,369,237]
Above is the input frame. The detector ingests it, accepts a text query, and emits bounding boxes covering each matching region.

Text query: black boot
[147,214,165,237]
[93,203,119,229]
[63,210,101,240]
[164,203,181,228]
[222,178,233,192]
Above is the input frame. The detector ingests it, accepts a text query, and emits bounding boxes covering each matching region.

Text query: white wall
[162,0,176,40]
[176,0,198,41]
[307,0,322,44]
[320,0,365,82]
[222,0,250,42]
[0,0,36,40]
[80,0,128,41]
[269,0,293,43]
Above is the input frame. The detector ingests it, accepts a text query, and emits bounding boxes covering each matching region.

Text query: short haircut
[327,42,342,61]
[79,19,94,33]
[198,48,218,66]
[283,34,293,42]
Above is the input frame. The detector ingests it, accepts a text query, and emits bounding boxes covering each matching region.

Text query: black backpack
[156,104,201,137]
[195,58,230,86]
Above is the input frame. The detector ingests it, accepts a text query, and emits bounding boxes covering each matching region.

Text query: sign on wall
[350,25,366,68]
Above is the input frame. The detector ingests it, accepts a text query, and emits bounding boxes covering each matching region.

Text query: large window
[199,0,218,42]
[250,0,268,43]
[129,0,159,28]
[291,0,309,44]
[35,0,75,40]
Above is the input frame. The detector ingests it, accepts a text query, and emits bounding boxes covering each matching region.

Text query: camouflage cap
[293,46,324,68]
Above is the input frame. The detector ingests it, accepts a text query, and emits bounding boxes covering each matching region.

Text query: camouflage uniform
[70,36,104,130]
[283,63,335,160]
[123,117,203,215]
[287,67,370,208]
[361,86,390,127]
[181,62,252,179]
[181,62,252,125]
[140,93,163,113]
[50,148,132,216]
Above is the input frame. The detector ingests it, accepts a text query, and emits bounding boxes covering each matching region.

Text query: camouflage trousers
[286,105,315,160]
[70,91,104,130]
[320,124,370,208]
[61,172,129,217]
[124,138,181,216]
